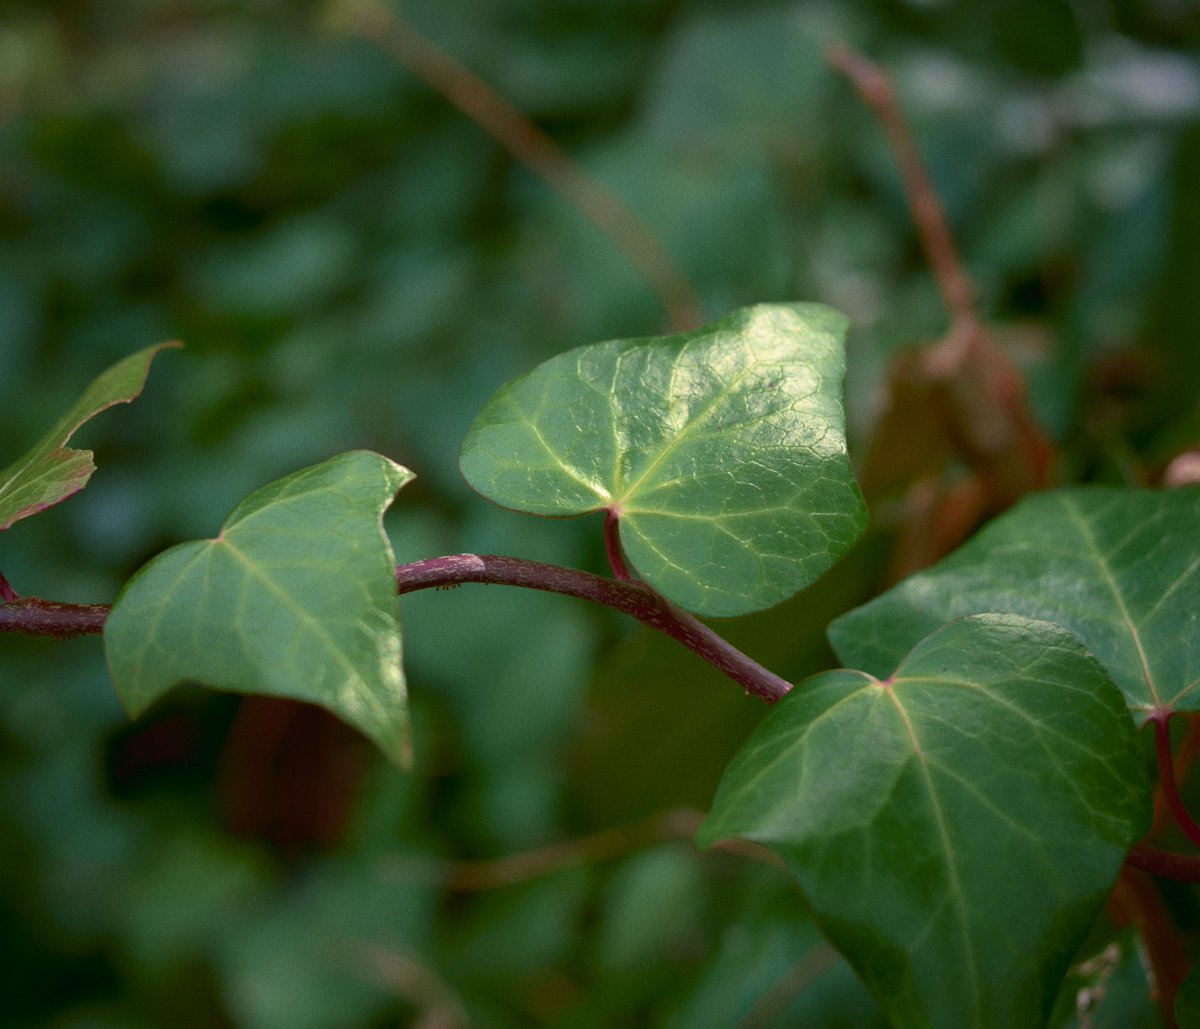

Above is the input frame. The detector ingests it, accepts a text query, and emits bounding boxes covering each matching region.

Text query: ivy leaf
[701,614,1151,1029]
[1177,961,1200,1029]
[459,304,866,617]
[105,451,413,766]
[0,342,179,531]
[828,487,1200,721]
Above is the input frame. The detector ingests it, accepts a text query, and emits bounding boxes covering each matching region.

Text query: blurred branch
[1126,843,1200,883]
[335,0,703,332]
[1110,864,1190,1018]
[381,807,785,890]
[740,946,839,1029]
[827,43,1055,576]
[826,43,976,329]
[352,940,471,1029]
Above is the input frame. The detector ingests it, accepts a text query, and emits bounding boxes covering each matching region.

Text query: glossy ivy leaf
[459,304,866,617]
[828,487,1200,721]
[701,614,1150,1029]
[0,342,178,530]
[105,451,413,765]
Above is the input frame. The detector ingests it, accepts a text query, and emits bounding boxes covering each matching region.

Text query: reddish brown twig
[340,0,703,332]
[1110,864,1190,1022]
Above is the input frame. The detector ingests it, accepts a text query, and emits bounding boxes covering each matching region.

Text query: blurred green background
[2,0,1198,1025]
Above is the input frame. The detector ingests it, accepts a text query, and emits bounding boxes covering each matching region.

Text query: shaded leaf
[0,342,179,531]
[105,451,413,765]
[1179,962,1200,1029]
[701,614,1151,1029]
[828,487,1200,720]
[459,303,866,616]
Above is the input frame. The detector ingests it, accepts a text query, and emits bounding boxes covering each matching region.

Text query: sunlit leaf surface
[829,487,1200,720]
[459,303,866,616]
[701,614,1150,1029]
[0,343,178,531]
[105,451,413,765]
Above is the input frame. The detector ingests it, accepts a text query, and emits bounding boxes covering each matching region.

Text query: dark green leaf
[459,304,866,616]
[701,614,1151,1028]
[1179,962,1200,1029]
[0,342,178,531]
[105,451,413,765]
[828,487,1200,720]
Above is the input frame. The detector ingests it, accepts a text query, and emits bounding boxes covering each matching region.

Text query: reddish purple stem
[603,509,634,581]
[396,554,792,703]
[0,555,792,703]
[0,570,19,603]
[0,596,109,638]
[1126,842,1200,883]
[1152,711,1200,847]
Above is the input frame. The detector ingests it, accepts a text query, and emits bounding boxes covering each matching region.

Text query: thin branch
[826,42,977,329]
[1152,712,1200,847]
[396,554,792,703]
[338,0,703,332]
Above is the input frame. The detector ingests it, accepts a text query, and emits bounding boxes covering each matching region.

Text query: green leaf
[104,451,413,766]
[459,304,867,616]
[1177,961,1200,1029]
[0,342,179,530]
[828,487,1200,721]
[700,614,1151,1029]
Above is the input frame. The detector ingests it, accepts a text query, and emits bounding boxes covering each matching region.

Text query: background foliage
[2,0,1199,1025]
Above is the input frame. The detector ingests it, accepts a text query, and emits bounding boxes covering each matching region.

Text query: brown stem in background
[827,43,1054,577]
[826,43,977,328]
[352,940,471,1029]
[339,0,703,332]
[380,806,784,890]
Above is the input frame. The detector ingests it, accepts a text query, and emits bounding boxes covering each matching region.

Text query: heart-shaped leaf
[105,451,413,765]
[828,487,1200,720]
[0,342,179,531]
[459,304,867,617]
[701,614,1150,1028]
